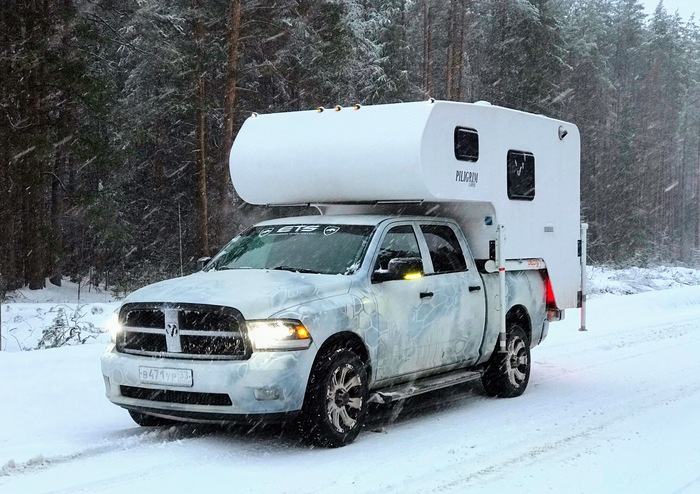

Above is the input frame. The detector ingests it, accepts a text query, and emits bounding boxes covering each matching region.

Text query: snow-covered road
[2,286,700,494]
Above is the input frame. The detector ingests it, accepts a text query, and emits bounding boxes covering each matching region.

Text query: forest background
[1,0,700,294]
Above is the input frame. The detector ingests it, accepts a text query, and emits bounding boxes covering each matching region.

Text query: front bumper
[101,344,316,421]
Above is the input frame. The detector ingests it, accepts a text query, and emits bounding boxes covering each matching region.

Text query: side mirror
[372,257,424,283]
[197,256,212,271]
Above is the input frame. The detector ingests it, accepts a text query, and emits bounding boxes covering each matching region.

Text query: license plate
[139,366,193,387]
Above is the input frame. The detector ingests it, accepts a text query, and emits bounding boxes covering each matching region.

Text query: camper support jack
[579,223,588,332]
[497,224,507,353]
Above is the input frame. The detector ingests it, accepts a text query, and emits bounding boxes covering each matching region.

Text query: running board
[368,369,483,405]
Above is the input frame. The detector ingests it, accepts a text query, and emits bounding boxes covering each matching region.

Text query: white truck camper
[102,100,586,447]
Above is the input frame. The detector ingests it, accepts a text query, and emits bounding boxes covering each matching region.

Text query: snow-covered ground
[1,268,700,493]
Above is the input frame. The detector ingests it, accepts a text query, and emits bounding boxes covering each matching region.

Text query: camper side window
[454,127,479,162]
[507,150,535,201]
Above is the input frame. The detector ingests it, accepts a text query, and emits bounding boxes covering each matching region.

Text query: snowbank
[1,278,118,352]
[587,265,700,296]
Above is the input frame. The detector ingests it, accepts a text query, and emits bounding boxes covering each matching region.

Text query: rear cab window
[419,224,468,274]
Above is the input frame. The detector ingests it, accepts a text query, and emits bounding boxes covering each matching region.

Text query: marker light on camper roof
[317,107,324,113]
[353,104,361,110]
[335,105,342,111]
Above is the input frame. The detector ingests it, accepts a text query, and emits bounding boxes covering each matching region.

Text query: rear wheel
[482,325,531,398]
[298,348,369,447]
[128,410,178,427]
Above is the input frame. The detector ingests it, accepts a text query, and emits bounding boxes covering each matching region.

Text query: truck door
[370,223,445,380]
[417,223,486,367]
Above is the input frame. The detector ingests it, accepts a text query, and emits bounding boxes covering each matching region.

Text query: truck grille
[116,303,249,360]
[120,385,233,406]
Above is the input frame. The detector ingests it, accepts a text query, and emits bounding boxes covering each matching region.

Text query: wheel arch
[314,331,372,379]
[507,304,532,344]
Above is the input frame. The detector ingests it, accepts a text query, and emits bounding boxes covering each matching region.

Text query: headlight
[247,319,312,351]
[106,312,122,343]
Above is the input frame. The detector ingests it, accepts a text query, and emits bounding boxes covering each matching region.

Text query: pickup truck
[102,213,551,447]
[102,100,583,447]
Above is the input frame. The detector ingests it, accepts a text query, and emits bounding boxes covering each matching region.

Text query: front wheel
[298,348,369,448]
[482,325,531,398]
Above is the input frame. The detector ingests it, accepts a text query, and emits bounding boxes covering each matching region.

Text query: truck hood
[121,269,353,319]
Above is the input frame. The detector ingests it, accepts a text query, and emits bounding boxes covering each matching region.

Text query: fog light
[254,387,282,401]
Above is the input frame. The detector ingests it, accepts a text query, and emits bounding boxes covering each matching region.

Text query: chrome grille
[116,303,249,360]
[125,309,164,329]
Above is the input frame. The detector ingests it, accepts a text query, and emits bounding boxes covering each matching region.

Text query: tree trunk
[24,0,47,290]
[0,0,24,290]
[446,0,465,100]
[214,0,243,246]
[193,0,209,256]
[223,0,242,157]
[422,0,431,96]
[49,151,66,286]
[696,123,700,254]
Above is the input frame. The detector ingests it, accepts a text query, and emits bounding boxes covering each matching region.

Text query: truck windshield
[206,223,375,275]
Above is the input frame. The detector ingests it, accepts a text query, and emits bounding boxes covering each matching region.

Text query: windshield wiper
[270,265,321,274]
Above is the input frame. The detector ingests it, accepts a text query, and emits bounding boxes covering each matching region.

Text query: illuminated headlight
[247,319,312,351]
[106,312,122,343]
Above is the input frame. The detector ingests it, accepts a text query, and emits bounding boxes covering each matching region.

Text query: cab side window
[375,225,421,271]
[420,225,467,274]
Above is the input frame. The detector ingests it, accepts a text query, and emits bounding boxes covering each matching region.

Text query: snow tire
[482,325,531,398]
[298,348,369,448]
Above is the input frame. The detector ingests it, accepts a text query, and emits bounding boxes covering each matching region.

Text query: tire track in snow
[0,425,213,479]
[530,321,699,391]
[0,427,309,494]
[540,315,698,362]
[373,379,700,494]
[361,319,700,494]
[369,320,700,436]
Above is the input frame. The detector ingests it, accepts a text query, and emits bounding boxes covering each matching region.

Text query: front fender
[271,287,378,377]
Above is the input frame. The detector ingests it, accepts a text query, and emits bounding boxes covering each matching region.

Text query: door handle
[469,286,482,292]
[419,291,434,299]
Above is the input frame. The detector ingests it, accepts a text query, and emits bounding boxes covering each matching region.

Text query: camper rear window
[507,150,535,201]
[454,127,479,162]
